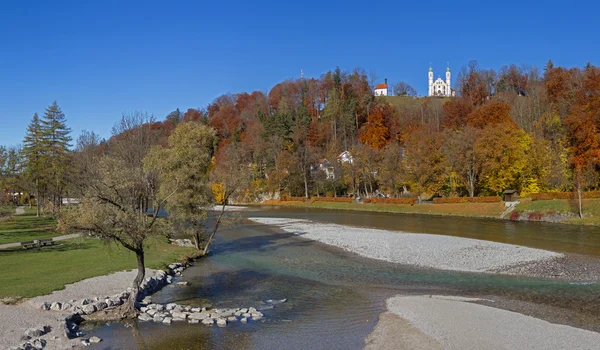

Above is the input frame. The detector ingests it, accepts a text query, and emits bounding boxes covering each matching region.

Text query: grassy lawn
[0,212,61,245]
[260,200,506,218]
[515,198,600,225]
[0,236,198,299]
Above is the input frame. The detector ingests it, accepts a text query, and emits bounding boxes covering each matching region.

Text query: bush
[311,197,354,203]
[509,211,520,221]
[432,196,501,204]
[363,198,417,205]
[527,211,543,221]
[532,191,600,201]
[280,196,307,202]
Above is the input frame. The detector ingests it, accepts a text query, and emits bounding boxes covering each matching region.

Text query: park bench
[20,241,37,249]
[39,238,56,247]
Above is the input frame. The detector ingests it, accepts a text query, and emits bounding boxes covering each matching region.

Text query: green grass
[0,212,60,245]
[515,198,600,225]
[0,237,197,299]
[383,95,451,111]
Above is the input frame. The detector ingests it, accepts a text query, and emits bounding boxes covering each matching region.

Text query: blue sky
[0,0,597,146]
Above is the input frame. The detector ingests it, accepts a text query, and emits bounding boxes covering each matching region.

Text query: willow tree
[60,113,165,317]
[144,121,217,251]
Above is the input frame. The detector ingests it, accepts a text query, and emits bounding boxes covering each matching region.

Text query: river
[84,206,600,349]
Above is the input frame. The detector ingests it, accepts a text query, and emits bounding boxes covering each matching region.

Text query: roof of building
[374,83,388,90]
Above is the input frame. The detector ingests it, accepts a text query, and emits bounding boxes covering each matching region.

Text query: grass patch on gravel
[0,212,60,245]
[0,237,197,299]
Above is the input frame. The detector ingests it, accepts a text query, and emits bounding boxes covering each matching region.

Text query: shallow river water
[85,206,600,349]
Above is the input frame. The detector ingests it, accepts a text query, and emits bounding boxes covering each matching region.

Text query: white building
[428,64,455,97]
[374,79,388,96]
[337,151,353,164]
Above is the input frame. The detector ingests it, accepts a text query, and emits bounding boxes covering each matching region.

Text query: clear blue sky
[0,0,597,146]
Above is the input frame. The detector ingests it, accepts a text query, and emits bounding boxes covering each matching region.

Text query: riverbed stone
[189,319,199,324]
[89,336,102,344]
[171,311,188,319]
[162,317,172,324]
[49,302,62,311]
[95,301,108,311]
[61,302,73,311]
[138,313,153,322]
[252,314,263,321]
[147,309,157,317]
[242,313,251,318]
[153,315,165,323]
[216,318,227,326]
[82,304,96,315]
[202,318,214,325]
[227,316,237,322]
[166,303,177,311]
[240,317,247,323]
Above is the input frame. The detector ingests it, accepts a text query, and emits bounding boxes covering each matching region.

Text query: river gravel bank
[366,295,600,350]
[248,217,563,273]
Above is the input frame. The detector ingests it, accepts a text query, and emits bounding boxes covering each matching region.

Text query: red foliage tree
[359,104,392,150]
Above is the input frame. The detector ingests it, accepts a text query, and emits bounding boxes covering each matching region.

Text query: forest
[2,60,600,209]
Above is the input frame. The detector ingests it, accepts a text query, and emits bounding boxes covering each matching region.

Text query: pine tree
[40,101,72,214]
[22,113,46,216]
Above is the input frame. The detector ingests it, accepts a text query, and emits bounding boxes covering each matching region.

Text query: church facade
[428,65,455,97]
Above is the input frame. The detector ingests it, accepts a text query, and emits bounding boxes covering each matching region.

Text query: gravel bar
[248,217,562,273]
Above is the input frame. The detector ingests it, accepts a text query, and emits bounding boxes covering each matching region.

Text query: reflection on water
[86,207,600,349]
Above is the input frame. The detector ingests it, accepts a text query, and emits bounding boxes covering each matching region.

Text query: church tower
[428,64,433,96]
[445,64,451,97]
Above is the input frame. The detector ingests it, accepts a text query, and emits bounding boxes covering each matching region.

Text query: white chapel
[428,64,455,97]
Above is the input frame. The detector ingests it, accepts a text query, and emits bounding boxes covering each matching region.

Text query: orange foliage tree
[466,102,513,129]
[358,104,392,149]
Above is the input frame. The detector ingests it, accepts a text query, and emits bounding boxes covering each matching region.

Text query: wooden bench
[21,241,37,249]
[39,238,56,247]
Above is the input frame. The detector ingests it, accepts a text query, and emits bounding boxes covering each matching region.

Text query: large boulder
[82,304,96,315]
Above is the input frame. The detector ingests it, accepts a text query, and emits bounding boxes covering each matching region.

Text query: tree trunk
[577,182,583,218]
[125,249,145,317]
[202,202,227,256]
[303,168,309,199]
[35,180,40,218]
[193,231,201,251]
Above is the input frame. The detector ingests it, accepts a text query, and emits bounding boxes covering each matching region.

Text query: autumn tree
[475,123,530,194]
[359,104,391,150]
[443,126,482,197]
[145,122,217,251]
[466,102,513,129]
[404,125,446,200]
[60,113,164,317]
[565,66,600,217]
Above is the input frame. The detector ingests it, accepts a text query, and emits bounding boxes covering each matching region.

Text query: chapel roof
[375,83,388,90]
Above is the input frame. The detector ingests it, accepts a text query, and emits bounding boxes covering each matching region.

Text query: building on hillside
[337,151,353,164]
[312,159,336,180]
[374,79,388,96]
[428,64,455,97]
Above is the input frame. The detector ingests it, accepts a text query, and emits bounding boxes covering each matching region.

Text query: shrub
[363,198,417,205]
[280,196,307,202]
[532,191,600,201]
[311,197,354,203]
[432,196,501,204]
[527,211,543,221]
[509,211,520,221]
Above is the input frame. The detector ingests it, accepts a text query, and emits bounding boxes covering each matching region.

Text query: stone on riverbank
[202,318,214,325]
[89,336,102,344]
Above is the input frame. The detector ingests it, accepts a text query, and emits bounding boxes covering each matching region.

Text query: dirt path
[0,233,83,250]
[14,206,25,215]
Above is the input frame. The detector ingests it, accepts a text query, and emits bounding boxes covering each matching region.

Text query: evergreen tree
[40,101,72,214]
[22,113,46,216]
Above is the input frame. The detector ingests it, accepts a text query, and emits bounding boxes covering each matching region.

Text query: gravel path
[248,218,562,273]
[0,268,162,349]
[0,303,78,349]
[369,295,600,349]
[0,233,83,250]
[15,206,25,215]
[28,268,160,305]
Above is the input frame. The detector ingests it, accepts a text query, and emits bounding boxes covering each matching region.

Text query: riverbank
[252,198,600,226]
[366,295,600,350]
[248,217,600,281]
